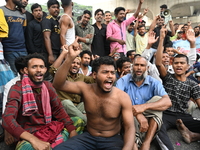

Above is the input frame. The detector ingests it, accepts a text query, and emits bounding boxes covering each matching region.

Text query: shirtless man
[53,38,135,150]
[60,0,75,46]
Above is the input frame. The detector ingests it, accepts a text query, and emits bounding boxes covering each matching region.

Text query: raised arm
[169,20,175,36]
[186,30,196,66]
[141,31,159,60]
[133,0,144,18]
[155,26,168,78]
[149,16,160,33]
[53,38,84,94]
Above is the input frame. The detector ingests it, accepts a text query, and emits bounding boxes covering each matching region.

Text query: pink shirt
[107,16,136,54]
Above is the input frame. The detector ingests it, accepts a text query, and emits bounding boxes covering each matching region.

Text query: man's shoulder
[186,77,200,87]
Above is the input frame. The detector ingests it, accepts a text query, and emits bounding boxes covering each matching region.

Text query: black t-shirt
[41,15,61,55]
[152,26,172,49]
[91,23,109,57]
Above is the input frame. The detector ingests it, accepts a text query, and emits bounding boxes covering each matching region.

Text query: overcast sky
[0,0,100,6]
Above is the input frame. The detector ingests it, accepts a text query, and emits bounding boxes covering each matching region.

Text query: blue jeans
[53,131,124,150]
[4,51,27,76]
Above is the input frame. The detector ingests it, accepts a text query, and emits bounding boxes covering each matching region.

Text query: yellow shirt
[135,33,148,54]
[0,9,8,38]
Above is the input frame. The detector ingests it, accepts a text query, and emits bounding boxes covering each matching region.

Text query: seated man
[116,56,171,150]
[126,50,136,63]
[50,49,94,125]
[116,57,132,79]
[2,53,84,149]
[155,27,200,150]
[53,39,135,150]
[79,50,92,76]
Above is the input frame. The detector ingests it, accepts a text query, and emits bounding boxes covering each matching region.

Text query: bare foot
[176,119,192,143]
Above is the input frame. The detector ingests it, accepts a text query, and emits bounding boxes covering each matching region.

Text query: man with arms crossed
[53,39,135,150]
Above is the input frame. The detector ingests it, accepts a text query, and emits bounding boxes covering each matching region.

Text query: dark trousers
[53,131,124,150]
[156,110,200,150]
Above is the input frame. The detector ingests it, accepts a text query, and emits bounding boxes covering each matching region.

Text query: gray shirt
[75,23,94,51]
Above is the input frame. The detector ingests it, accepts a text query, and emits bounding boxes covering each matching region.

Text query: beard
[195,32,199,37]
[29,76,43,86]
[82,62,89,67]
[139,32,145,36]
[13,0,24,8]
[132,70,147,82]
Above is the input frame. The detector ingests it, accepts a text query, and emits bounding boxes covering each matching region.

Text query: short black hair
[92,56,116,73]
[94,9,104,16]
[160,15,165,19]
[174,54,189,64]
[61,0,71,7]
[137,25,145,30]
[164,41,173,49]
[160,4,167,9]
[174,23,179,26]
[31,3,42,12]
[194,26,200,29]
[83,10,92,17]
[114,7,125,15]
[126,50,136,57]
[183,24,188,27]
[80,50,92,58]
[25,53,47,67]
[130,22,134,26]
[77,15,82,21]
[15,56,27,75]
[47,0,60,8]
[105,11,111,14]
[116,57,131,70]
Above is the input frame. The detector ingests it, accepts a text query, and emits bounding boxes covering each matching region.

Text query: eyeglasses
[114,56,120,59]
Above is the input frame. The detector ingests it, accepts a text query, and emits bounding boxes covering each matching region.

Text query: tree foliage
[26,2,92,23]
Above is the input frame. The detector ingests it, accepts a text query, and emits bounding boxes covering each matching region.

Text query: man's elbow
[164,96,172,109]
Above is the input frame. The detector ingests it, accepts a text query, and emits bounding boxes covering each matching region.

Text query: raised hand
[186,30,195,43]
[148,31,159,45]
[68,37,81,59]
[140,0,144,4]
[160,25,167,39]
[125,9,131,14]
[143,8,148,15]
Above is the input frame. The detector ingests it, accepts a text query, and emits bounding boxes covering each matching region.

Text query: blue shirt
[116,74,167,105]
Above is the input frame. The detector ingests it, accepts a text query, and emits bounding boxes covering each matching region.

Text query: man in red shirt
[2,53,79,149]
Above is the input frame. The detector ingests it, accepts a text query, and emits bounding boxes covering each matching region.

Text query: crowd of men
[0,0,200,149]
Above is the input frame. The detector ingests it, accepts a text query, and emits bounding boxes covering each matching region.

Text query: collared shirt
[75,23,94,51]
[26,19,43,54]
[41,15,61,55]
[91,23,108,56]
[49,66,95,105]
[106,16,136,54]
[162,73,200,114]
[116,74,167,105]
[2,81,76,140]
[78,66,92,76]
